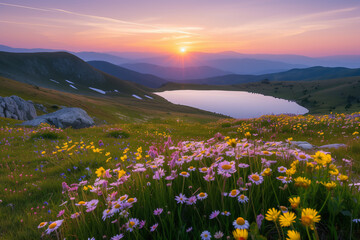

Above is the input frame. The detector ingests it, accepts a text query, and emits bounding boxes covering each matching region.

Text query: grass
[0,112,359,240]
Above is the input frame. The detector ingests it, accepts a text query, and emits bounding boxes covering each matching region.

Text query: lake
[155,90,308,118]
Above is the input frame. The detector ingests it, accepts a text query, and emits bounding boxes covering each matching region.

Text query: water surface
[155,90,308,118]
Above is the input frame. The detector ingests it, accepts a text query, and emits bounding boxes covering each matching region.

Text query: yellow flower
[301,208,321,230]
[337,174,348,181]
[261,168,271,176]
[279,212,296,227]
[286,230,300,240]
[289,196,300,209]
[329,168,339,176]
[321,181,336,190]
[118,170,126,179]
[95,167,106,178]
[244,132,251,138]
[227,138,237,148]
[353,131,359,135]
[294,176,311,188]
[233,229,248,240]
[265,208,281,222]
[312,151,331,166]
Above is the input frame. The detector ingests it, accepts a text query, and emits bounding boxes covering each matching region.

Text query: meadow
[0,113,360,240]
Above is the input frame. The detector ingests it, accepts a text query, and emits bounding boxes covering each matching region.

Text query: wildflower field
[1,113,360,240]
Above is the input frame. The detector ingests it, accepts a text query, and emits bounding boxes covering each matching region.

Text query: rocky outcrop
[0,95,37,120]
[21,107,94,129]
[291,141,314,150]
[291,141,347,150]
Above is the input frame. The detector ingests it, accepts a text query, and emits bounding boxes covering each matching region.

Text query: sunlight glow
[180,47,186,53]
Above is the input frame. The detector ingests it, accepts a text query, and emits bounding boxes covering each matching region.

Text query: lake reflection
[155,90,308,118]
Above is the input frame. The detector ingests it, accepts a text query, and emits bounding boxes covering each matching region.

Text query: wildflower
[38,222,47,228]
[95,167,106,178]
[150,223,158,232]
[238,163,250,168]
[256,214,264,229]
[278,166,287,173]
[186,227,193,232]
[229,189,240,197]
[265,208,281,222]
[338,174,349,181]
[221,211,231,216]
[237,194,249,203]
[313,151,331,166]
[301,208,320,230]
[102,209,113,221]
[175,193,187,204]
[261,150,273,156]
[126,218,139,232]
[153,208,163,215]
[233,217,250,229]
[117,170,126,179]
[227,138,237,148]
[75,201,87,206]
[201,230,212,240]
[199,167,209,173]
[294,177,311,188]
[197,192,208,200]
[186,196,197,205]
[45,219,64,234]
[286,230,300,240]
[218,161,236,176]
[179,171,190,177]
[353,219,360,223]
[261,168,272,176]
[233,229,248,240]
[57,210,65,217]
[71,212,81,219]
[209,210,220,219]
[86,199,99,212]
[214,231,224,239]
[279,212,296,227]
[248,173,263,185]
[321,181,336,190]
[244,132,251,138]
[111,234,124,240]
[289,196,300,209]
[188,166,196,171]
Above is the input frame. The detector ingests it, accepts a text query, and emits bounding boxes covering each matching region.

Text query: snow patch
[89,87,106,94]
[65,80,74,84]
[132,94,143,100]
[49,79,59,84]
[69,85,77,90]
[114,90,119,93]
[144,95,153,99]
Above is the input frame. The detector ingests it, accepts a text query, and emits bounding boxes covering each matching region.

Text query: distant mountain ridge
[0,51,151,97]
[88,61,168,88]
[121,63,231,80]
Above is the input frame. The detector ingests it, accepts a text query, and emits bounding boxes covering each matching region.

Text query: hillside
[0,76,224,124]
[121,62,231,80]
[0,51,150,97]
[88,61,168,88]
[178,66,360,85]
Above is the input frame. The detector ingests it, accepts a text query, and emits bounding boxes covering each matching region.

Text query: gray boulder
[21,107,94,129]
[319,144,347,149]
[291,141,314,150]
[0,95,37,120]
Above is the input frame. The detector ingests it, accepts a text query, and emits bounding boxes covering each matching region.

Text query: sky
[0,0,360,56]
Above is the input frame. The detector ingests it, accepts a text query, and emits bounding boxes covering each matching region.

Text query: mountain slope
[0,51,151,98]
[121,63,231,80]
[179,66,360,85]
[88,61,168,88]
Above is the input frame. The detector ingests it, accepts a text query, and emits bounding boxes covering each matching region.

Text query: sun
[180,47,186,53]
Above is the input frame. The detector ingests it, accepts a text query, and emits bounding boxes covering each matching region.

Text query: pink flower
[57,209,65,217]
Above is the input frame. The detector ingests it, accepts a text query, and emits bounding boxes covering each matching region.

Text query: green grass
[0,112,359,239]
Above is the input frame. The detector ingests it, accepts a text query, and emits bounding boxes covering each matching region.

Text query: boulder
[291,141,314,150]
[0,95,37,120]
[21,107,94,129]
[319,144,347,149]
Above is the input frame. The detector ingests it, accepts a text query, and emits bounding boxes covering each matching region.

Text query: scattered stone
[319,144,347,149]
[34,103,48,113]
[21,107,94,129]
[291,141,314,150]
[0,95,37,120]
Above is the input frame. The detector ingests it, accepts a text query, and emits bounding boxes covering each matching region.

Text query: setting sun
[180,47,186,53]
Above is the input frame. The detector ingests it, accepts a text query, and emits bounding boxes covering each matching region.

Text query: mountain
[178,66,360,85]
[0,44,59,53]
[0,51,152,98]
[121,63,231,80]
[73,52,130,65]
[88,61,168,88]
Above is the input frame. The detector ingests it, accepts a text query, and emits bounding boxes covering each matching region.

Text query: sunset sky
[1,0,360,56]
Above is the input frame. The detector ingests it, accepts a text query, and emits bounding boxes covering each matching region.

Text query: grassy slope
[157,76,360,114]
[0,76,224,124]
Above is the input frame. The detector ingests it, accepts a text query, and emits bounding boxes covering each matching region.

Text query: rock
[0,95,37,120]
[34,103,48,113]
[319,144,347,149]
[21,107,94,129]
[291,141,314,150]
